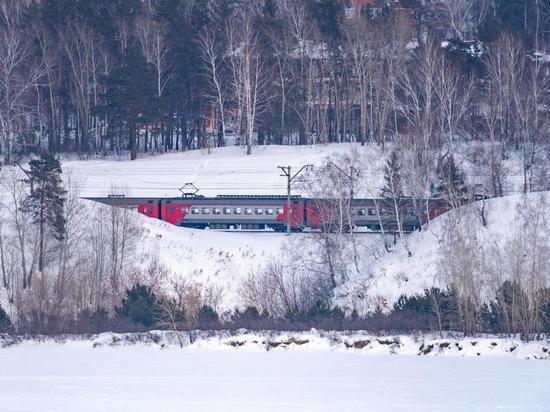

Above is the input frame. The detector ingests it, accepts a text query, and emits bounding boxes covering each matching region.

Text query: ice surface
[0,342,548,412]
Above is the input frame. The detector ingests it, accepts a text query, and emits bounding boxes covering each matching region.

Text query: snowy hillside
[336,192,550,314]
[59,145,547,313]
[133,209,287,310]
[65,143,387,198]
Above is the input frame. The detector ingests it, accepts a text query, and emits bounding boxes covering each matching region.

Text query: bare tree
[0,0,45,162]
[105,191,143,307]
[344,18,373,145]
[438,0,491,40]
[438,205,483,336]
[278,0,316,145]
[226,12,270,155]
[199,28,227,147]
[434,56,476,151]
[1,168,39,291]
[395,37,440,208]
[136,1,172,99]
[60,21,98,152]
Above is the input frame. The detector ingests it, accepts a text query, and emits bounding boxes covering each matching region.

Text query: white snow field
[64,143,386,198]
[0,341,549,412]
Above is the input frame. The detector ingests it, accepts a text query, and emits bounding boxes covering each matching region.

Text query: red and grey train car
[86,195,449,232]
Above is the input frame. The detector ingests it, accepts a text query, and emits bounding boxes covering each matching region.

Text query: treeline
[0,0,548,166]
[2,280,548,337]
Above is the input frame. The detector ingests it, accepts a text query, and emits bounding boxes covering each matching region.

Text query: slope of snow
[336,192,550,314]
[134,209,288,309]
[6,144,541,313]
[64,143,387,198]
[64,146,548,313]
[0,331,549,412]
[64,143,386,311]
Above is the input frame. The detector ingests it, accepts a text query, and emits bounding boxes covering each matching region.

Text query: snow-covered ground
[64,143,386,198]
[0,331,549,412]
[135,216,289,309]
[64,144,386,310]
[336,192,550,314]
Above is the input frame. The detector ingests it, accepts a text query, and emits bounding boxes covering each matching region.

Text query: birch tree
[199,28,227,146]
[227,13,269,155]
[0,0,44,162]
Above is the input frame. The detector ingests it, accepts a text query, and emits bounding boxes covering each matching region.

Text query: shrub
[233,306,262,322]
[116,284,161,328]
[76,308,111,334]
[539,289,550,333]
[0,304,13,333]
[198,305,219,323]
[392,288,458,332]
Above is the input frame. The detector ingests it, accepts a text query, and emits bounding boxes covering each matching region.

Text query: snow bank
[2,330,548,360]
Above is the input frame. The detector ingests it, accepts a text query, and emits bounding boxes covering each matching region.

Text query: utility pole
[327,161,358,208]
[278,164,313,235]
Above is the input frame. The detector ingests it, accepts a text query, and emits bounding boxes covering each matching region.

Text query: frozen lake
[0,345,548,412]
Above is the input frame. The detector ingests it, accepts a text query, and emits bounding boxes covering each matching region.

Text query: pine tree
[23,152,67,283]
[436,155,467,208]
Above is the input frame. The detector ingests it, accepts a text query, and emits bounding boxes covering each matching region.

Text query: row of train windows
[354,208,415,216]
[153,206,413,216]
[167,206,284,215]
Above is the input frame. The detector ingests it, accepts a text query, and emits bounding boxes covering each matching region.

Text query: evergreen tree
[22,152,67,283]
[0,304,13,333]
[116,283,161,328]
[100,45,157,159]
[436,155,467,208]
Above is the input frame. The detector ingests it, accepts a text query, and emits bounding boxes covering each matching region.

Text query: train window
[368,208,376,216]
[182,208,189,214]
[167,207,175,214]
[266,208,274,215]
[224,208,232,214]
[245,208,253,215]
[277,208,284,214]
[202,208,210,214]
[191,208,200,214]
[234,208,242,215]
[357,209,366,216]
[213,208,221,215]
[255,208,263,215]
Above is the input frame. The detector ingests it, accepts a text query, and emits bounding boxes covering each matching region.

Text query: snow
[62,143,387,310]
[135,214,288,309]
[336,192,550,314]
[64,143,385,198]
[0,332,549,411]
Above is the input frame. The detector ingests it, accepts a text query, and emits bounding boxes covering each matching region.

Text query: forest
[0,0,548,168]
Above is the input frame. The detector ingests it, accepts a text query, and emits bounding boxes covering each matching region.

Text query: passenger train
[87,195,449,232]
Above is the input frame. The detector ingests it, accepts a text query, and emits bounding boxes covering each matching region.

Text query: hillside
[64,143,387,198]
[60,145,545,314]
[336,192,550,314]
